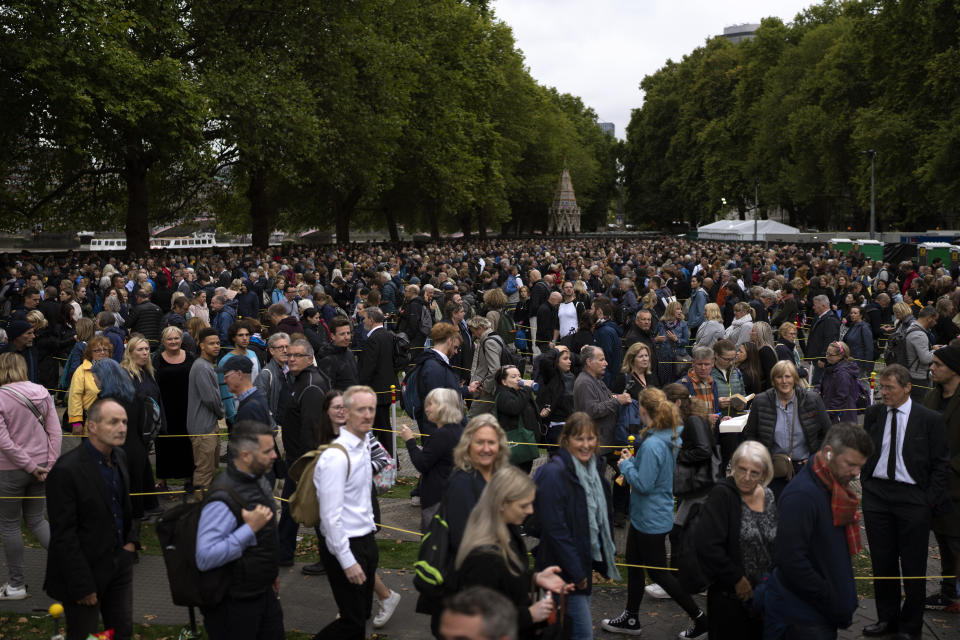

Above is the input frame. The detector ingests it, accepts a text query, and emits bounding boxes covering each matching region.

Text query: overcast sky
[492,0,815,139]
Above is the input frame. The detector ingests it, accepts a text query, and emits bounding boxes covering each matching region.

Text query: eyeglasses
[287,352,309,359]
[269,344,289,351]
[91,348,110,354]
[733,466,762,480]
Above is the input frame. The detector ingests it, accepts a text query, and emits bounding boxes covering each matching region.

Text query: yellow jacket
[68,359,100,424]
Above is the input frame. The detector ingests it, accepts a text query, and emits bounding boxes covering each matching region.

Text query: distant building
[722,23,760,44]
[599,122,615,137]
[548,166,581,234]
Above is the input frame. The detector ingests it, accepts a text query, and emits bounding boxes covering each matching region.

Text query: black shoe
[925,592,956,609]
[301,561,326,576]
[600,610,642,635]
[863,621,897,637]
[678,612,707,639]
[278,558,294,568]
[613,512,627,529]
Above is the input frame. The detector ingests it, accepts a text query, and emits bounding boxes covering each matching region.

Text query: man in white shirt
[557,281,581,339]
[313,385,378,639]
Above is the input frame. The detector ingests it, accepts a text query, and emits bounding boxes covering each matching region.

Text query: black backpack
[482,334,526,376]
[155,488,244,608]
[392,331,411,372]
[413,507,454,600]
[883,322,924,366]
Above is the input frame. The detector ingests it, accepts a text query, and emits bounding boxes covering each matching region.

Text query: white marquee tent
[697,219,800,240]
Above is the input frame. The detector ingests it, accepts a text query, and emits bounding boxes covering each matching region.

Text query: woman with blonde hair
[399,387,465,530]
[454,465,573,640]
[613,341,659,399]
[66,335,113,433]
[603,387,707,637]
[695,303,725,349]
[655,299,689,384]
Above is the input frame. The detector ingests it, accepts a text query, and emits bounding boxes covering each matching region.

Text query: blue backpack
[400,362,425,418]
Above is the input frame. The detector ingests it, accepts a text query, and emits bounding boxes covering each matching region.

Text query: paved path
[2,434,957,638]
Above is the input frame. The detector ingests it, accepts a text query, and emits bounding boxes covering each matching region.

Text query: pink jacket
[0,381,62,472]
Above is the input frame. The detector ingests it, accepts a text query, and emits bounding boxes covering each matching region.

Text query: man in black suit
[807,294,841,386]
[358,307,400,460]
[44,398,137,640]
[861,364,951,640]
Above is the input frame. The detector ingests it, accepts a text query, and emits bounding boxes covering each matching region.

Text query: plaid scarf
[687,370,715,414]
[810,451,862,555]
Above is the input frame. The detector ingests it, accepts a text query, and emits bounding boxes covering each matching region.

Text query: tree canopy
[622,0,960,232]
[0,0,618,248]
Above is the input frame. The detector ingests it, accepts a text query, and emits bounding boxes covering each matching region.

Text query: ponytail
[638,387,681,445]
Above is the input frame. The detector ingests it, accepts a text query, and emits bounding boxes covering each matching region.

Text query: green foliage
[623,0,960,231]
[1,0,615,242]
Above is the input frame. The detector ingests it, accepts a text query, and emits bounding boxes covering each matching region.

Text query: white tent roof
[697,219,800,240]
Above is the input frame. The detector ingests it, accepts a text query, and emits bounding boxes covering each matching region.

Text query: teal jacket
[621,426,683,534]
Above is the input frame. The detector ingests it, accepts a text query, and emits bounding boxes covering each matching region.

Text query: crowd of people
[0,236,958,640]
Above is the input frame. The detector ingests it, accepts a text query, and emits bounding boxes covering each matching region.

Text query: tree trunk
[124,150,151,255]
[458,210,472,240]
[384,207,399,242]
[428,204,440,241]
[333,186,363,244]
[477,207,487,240]
[247,167,270,248]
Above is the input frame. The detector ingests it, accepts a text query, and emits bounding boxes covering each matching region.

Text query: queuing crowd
[0,236,958,640]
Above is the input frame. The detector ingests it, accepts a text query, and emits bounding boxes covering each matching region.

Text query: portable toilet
[951,245,960,269]
[854,239,884,261]
[829,238,854,254]
[918,242,954,267]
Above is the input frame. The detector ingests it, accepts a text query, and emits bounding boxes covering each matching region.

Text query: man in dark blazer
[806,294,841,386]
[861,364,951,640]
[44,398,137,640]
[358,307,400,460]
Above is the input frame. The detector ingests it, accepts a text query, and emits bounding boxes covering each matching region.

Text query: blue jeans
[566,593,593,639]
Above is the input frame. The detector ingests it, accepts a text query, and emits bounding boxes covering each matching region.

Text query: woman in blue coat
[602,387,707,639]
[533,412,620,639]
[842,306,874,377]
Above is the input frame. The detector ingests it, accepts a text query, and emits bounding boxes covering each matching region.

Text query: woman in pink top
[0,352,61,600]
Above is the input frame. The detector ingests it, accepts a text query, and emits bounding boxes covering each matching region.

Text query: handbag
[374,456,397,494]
[494,392,541,465]
[772,403,797,480]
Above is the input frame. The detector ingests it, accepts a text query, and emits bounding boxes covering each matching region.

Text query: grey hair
[822,422,875,459]
[442,586,517,640]
[267,332,290,348]
[813,294,830,307]
[424,387,464,425]
[466,315,491,331]
[290,338,313,357]
[364,307,385,324]
[581,345,603,362]
[691,346,715,362]
[760,288,777,301]
[227,420,275,459]
[730,440,774,487]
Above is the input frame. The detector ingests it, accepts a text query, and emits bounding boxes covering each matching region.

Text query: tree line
[623,0,960,232]
[0,0,618,251]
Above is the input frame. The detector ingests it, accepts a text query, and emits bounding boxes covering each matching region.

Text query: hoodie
[818,359,862,423]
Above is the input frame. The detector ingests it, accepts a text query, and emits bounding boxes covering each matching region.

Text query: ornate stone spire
[548,164,581,234]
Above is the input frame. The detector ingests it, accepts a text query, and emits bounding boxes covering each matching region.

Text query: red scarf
[811,451,862,556]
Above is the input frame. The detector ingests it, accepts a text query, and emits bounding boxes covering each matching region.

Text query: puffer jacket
[818,360,861,423]
[742,387,830,457]
[723,314,753,346]
[902,316,934,381]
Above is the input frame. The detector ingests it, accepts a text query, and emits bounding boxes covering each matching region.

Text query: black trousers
[201,588,285,640]
[863,481,933,635]
[625,526,700,619]
[706,584,762,640]
[64,549,134,640]
[315,532,379,640]
[933,529,960,597]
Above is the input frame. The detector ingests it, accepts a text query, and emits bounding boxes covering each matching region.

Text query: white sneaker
[645,583,670,599]
[410,496,421,507]
[0,583,28,600]
[372,590,401,628]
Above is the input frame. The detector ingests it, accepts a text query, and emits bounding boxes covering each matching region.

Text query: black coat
[495,384,540,437]
[357,326,399,404]
[697,478,749,589]
[44,444,134,603]
[127,300,164,343]
[406,422,464,508]
[317,344,359,391]
[861,401,952,516]
[805,311,841,361]
[742,387,830,458]
[675,413,716,499]
[415,349,462,429]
